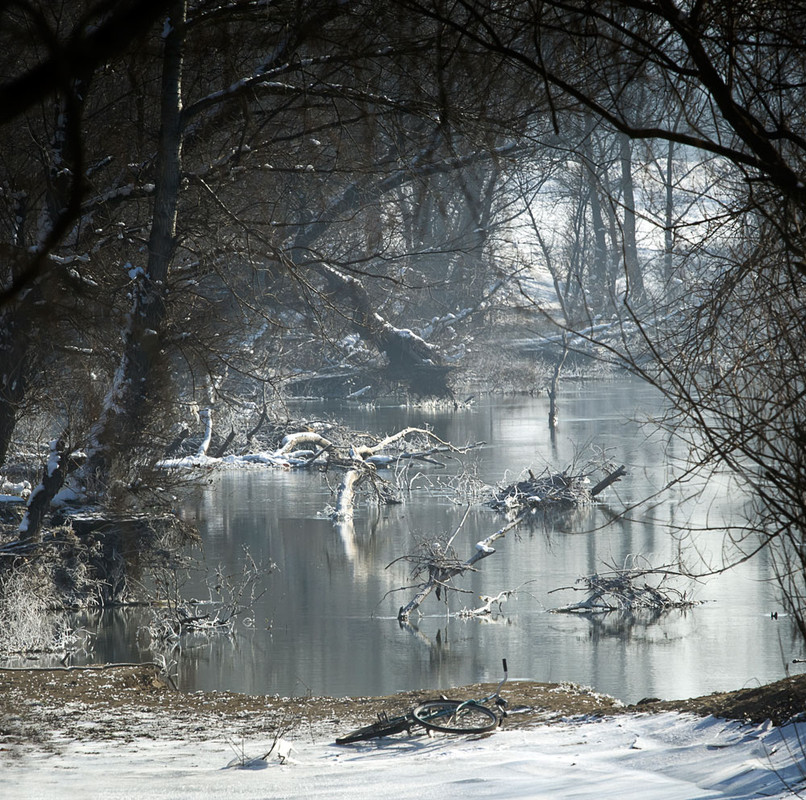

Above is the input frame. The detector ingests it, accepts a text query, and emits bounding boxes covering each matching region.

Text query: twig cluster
[395,536,472,603]
[488,458,625,514]
[550,559,698,615]
[0,566,91,658]
[489,468,589,512]
[144,548,273,643]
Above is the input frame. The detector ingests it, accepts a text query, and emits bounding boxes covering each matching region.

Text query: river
[87,378,799,704]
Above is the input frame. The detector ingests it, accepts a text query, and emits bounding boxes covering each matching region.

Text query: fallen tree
[488,463,627,513]
[549,559,699,616]
[392,508,529,621]
[392,459,629,620]
[329,428,483,521]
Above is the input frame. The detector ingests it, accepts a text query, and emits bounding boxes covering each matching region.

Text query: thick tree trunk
[82,0,186,495]
[587,174,610,299]
[19,438,69,544]
[0,310,29,468]
[319,262,444,381]
[590,464,627,497]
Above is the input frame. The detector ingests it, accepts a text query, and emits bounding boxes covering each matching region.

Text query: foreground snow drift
[4,712,805,800]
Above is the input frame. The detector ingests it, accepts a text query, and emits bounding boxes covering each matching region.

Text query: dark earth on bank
[2,664,805,753]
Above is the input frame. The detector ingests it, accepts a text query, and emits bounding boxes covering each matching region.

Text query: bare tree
[398,0,806,626]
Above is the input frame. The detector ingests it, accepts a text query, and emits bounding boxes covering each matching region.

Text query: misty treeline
[2,2,806,628]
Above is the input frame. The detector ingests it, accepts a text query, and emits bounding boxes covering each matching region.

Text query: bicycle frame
[441,658,508,717]
[336,658,510,743]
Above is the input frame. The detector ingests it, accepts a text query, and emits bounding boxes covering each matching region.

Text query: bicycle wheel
[411,700,499,734]
[335,713,411,744]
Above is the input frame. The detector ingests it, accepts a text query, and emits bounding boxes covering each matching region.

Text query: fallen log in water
[331,467,366,521]
[394,509,529,621]
[488,464,626,513]
[549,559,698,616]
[329,429,483,521]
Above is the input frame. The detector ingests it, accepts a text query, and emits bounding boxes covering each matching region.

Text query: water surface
[90,379,799,703]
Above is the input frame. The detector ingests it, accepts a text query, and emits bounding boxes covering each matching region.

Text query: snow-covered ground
[4,712,805,800]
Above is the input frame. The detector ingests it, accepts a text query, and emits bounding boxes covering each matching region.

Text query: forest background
[1,0,806,642]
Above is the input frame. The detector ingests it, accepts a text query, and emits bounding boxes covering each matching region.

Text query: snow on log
[395,509,529,621]
[457,590,514,617]
[331,468,364,521]
[18,438,71,545]
[488,464,626,513]
[276,432,334,455]
[196,409,213,457]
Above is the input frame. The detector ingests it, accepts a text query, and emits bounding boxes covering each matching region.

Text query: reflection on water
[88,380,800,702]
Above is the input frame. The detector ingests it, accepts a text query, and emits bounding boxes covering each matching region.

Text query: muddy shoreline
[2,664,805,756]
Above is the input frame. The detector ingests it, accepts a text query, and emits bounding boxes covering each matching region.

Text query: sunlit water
[84,379,801,703]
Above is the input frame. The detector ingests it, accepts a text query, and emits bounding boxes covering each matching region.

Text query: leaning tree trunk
[18,438,70,544]
[82,1,186,496]
[319,262,448,392]
[286,146,519,394]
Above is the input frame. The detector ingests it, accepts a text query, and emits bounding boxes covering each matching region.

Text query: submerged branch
[489,463,627,514]
[329,429,481,521]
[457,590,514,617]
[549,560,699,616]
[395,509,530,621]
[331,467,365,521]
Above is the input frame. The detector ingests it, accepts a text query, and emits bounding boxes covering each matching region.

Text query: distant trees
[0,1,524,499]
[3,0,805,645]
[401,0,806,626]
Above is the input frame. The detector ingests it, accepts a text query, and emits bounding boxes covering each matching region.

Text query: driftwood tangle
[396,464,628,620]
[488,464,626,513]
[550,563,698,616]
[396,510,528,621]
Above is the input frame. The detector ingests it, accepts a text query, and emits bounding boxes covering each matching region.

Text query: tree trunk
[582,117,613,311]
[82,0,186,496]
[619,133,644,303]
[19,438,69,544]
[587,172,610,300]
[547,338,568,429]
[663,139,679,297]
[590,465,627,497]
[0,308,29,468]
[332,468,365,521]
[197,408,213,457]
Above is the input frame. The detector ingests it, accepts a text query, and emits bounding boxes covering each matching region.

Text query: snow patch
[2,713,805,799]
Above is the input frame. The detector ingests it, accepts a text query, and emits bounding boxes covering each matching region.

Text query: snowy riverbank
[4,665,806,799]
[4,711,805,799]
